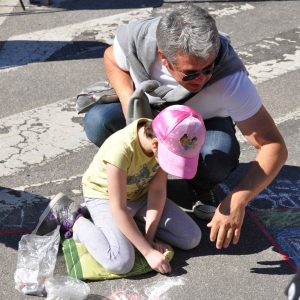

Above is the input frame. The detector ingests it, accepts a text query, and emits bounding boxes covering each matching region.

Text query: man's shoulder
[123,16,160,29]
[116,16,161,36]
[116,16,160,57]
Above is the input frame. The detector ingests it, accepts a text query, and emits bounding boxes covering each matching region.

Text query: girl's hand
[152,241,172,254]
[144,249,171,274]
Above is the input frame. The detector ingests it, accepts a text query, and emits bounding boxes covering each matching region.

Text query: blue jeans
[188,116,240,190]
[84,102,126,147]
[84,103,240,190]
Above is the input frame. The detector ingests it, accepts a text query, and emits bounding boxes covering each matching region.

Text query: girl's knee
[176,225,202,250]
[100,244,135,274]
[184,226,202,250]
[102,255,135,275]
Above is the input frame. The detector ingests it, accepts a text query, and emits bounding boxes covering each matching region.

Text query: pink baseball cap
[152,105,206,179]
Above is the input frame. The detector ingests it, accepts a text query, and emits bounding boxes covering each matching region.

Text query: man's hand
[207,105,287,250]
[207,194,246,249]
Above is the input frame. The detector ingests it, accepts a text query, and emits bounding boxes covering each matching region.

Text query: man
[83,4,287,249]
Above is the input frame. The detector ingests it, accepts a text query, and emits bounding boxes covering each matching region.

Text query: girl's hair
[140,119,156,139]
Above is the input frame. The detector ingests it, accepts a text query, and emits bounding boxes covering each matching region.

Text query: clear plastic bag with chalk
[45,275,90,300]
[14,226,60,296]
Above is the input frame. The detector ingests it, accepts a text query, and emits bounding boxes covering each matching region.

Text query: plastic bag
[14,226,60,296]
[45,275,90,300]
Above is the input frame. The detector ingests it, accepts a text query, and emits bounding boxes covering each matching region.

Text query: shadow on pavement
[27,0,291,10]
[251,259,294,275]
[0,40,108,69]
[168,163,300,218]
[158,212,293,276]
[28,0,163,10]
[1,163,298,276]
[0,187,49,249]
[167,163,299,276]
[86,295,110,300]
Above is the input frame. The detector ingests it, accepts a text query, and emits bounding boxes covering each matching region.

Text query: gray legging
[72,196,201,274]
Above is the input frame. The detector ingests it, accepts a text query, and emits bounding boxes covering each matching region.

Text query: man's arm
[208,105,288,249]
[104,45,134,116]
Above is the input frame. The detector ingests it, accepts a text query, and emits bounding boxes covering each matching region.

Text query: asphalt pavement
[0,1,299,299]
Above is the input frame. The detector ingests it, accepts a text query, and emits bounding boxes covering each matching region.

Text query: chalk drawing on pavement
[107,277,185,300]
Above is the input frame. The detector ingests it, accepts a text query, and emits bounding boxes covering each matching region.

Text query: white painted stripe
[247,50,300,84]
[163,4,254,18]
[1,54,300,177]
[210,3,254,17]
[14,174,82,191]
[0,4,255,71]
[0,0,18,27]
[10,108,300,190]
[235,108,300,143]
[0,8,153,70]
[1,7,299,177]
[0,98,88,177]
[274,109,300,124]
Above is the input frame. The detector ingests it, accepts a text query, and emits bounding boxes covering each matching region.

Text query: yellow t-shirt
[82,119,159,201]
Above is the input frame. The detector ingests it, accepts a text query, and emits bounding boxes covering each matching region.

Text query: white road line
[248,50,300,84]
[0,0,19,27]
[14,174,82,191]
[0,8,153,70]
[274,109,300,124]
[209,3,254,17]
[1,6,300,178]
[235,108,300,143]
[0,4,254,71]
[13,108,300,191]
[162,3,254,18]
[1,54,300,177]
[0,98,87,177]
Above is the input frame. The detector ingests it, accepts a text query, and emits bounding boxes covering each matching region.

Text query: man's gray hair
[156,4,220,63]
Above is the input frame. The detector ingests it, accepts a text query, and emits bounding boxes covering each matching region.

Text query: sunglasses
[181,62,215,82]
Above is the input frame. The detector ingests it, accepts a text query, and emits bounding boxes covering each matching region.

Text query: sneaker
[32,192,80,238]
[190,185,227,221]
[285,268,300,299]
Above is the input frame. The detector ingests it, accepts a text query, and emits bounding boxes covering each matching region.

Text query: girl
[34,105,206,275]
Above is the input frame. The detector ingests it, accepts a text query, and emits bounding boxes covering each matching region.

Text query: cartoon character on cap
[152,105,206,179]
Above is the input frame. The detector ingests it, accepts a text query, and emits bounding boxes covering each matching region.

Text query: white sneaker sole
[32,192,66,234]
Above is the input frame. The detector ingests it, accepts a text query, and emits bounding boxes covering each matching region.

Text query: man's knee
[202,150,239,183]
[199,125,240,183]
[83,109,108,147]
[83,103,125,147]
